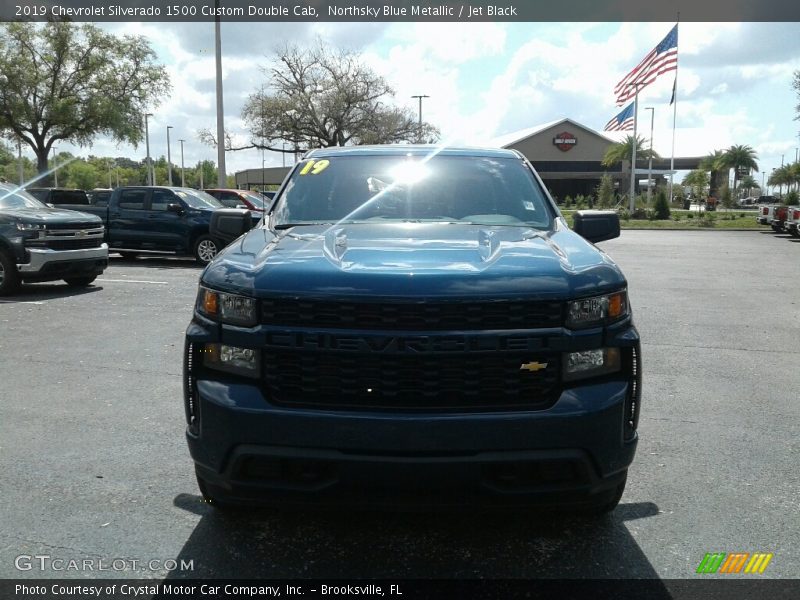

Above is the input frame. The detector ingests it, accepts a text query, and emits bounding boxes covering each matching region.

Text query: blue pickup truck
[184,146,642,514]
[56,186,228,264]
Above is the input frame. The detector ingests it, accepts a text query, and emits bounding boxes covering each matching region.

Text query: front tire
[194,235,220,265]
[64,276,97,287]
[196,470,238,512]
[0,250,21,296]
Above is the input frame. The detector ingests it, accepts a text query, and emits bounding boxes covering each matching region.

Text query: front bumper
[757,217,769,225]
[184,321,641,509]
[17,245,108,281]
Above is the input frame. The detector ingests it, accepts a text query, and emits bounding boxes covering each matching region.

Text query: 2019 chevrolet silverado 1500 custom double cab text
[0,183,108,296]
[184,146,642,513]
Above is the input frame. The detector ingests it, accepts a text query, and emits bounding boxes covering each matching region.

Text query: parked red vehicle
[204,189,268,213]
[771,206,789,232]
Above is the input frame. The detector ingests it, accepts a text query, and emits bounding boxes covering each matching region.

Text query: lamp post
[214,0,227,188]
[411,94,429,143]
[17,138,23,186]
[167,126,174,186]
[761,171,765,196]
[144,113,153,185]
[644,107,654,203]
[53,144,58,187]
[178,139,186,187]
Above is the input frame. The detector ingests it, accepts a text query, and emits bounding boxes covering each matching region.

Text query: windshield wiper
[273,222,333,230]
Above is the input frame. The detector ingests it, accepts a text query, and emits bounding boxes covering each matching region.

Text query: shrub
[687,212,694,219]
[564,195,573,208]
[653,189,671,220]
[619,209,631,221]
[699,213,716,227]
[596,174,615,208]
[785,190,799,206]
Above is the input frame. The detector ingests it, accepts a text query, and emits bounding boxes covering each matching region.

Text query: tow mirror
[572,210,620,243]
[166,203,184,214]
[210,208,254,244]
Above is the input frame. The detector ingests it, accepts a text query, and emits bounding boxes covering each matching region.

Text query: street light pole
[178,139,186,187]
[144,113,153,185]
[214,0,227,188]
[411,94,429,143]
[761,171,765,195]
[644,107,654,203]
[167,126,173,186]
[53,144,58,187]
[17,138,23,186]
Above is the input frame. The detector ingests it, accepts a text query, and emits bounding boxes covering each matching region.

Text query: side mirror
[167,203,184,214]
[46,203,55,209]
[210,208,254,244]
[572,210,620,243]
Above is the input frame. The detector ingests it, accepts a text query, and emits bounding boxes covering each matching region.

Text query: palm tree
[738,174,759,198]
[682,169,709,200]
[716,144,759,196]
[601,134,660,167]
[768,164,792,195]
[699,150,726,198]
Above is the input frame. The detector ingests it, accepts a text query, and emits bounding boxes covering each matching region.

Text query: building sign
[553,132,577,152]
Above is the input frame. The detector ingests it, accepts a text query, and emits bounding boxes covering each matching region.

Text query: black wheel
[771,225,780,232]
[118,252,138,260]
[193,235,220,265]
[577,473,627,517]
[64,276,97,287]
[0,250,21,296]
[790,229,800,238]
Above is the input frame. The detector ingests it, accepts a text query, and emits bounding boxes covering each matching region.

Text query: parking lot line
[97,278,169,285]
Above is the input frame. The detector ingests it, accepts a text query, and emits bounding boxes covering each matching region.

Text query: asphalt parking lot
[1,230,798,581]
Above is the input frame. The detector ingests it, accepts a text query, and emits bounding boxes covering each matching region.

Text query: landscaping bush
[596,174,615,208]
[687,212,694,219]
[785,190,799,206]
[653,189,671,220]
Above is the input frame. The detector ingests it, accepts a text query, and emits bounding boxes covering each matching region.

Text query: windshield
[271,154,554,229]
[175,188,223,209]
[0,184,47,210]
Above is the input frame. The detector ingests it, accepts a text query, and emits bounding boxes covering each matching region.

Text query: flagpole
[668,19,679,203]
[629,90,640,212]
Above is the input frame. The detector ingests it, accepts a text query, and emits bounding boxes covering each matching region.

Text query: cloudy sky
[53,21,800,185]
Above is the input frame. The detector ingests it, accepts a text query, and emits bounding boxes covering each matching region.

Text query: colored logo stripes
[696,552,773,574]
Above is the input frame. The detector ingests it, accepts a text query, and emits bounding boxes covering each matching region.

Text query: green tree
[717,144,758,197]
[652,189,670,220]
[738,174,759,198]
[204,40,439,155]
[0,22,170,183]
[719,183,735,210]
[596,173,615,208]
[682,169,710,200]
[64,160,100,189]
[699,150,726,197]
[601,135,660,168]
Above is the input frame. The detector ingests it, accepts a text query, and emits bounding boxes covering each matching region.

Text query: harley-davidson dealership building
[235,117,701,199]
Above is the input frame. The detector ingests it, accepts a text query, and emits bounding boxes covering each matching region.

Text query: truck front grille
[25,238,103,250]
[263,351,560,411]
[261,298,563,331]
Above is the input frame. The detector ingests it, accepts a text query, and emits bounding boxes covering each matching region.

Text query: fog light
[204,343,260,379]
[563,348,621,382]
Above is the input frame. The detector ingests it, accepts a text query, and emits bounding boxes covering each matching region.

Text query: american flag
[614,25,678,106]
[604,103,635,131]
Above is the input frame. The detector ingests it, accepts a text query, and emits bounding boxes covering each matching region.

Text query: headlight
[203,343,260,379]
[566,290,628,329]
[196,286,257,326]
[563,348,621,382]
[16,222,44,231]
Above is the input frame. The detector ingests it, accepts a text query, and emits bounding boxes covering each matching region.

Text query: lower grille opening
[482,459,587,491]
[236,457,336,486]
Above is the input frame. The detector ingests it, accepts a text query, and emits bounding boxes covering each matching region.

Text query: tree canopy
[0,22,170,182]
[601,135,659,167]
[716,144,758,192]
[202,41,439,154]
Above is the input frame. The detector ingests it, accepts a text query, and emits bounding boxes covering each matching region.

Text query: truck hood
[1,207,103,226]
[202,221,626,300]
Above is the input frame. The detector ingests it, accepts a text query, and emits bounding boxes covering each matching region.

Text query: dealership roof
[490,118,619,149]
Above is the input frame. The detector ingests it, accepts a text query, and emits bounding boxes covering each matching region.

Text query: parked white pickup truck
[757,205,777,225]
[785,206,800,238]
